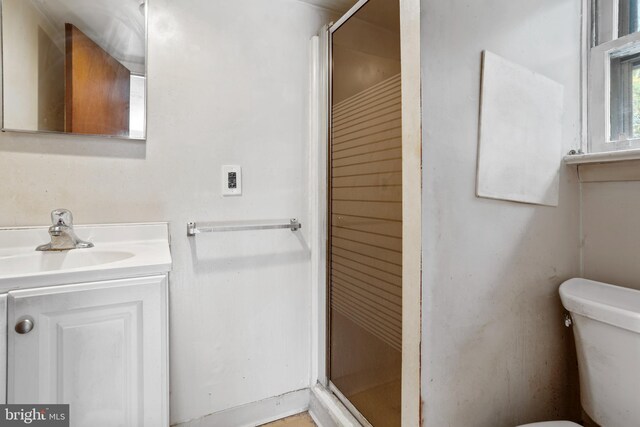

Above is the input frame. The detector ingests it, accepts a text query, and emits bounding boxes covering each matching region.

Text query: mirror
[1,0,147,139]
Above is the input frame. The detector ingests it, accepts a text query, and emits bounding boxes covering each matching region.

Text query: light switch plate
[222,165,242,196]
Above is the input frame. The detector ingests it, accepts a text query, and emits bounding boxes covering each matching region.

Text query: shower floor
[261,412,316,427]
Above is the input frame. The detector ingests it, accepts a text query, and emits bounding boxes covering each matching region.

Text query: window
[589,0,640,152]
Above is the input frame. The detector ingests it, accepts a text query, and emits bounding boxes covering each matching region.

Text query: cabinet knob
[15,317,34,334]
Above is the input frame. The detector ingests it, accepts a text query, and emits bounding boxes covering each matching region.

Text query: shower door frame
[316,0,423,425]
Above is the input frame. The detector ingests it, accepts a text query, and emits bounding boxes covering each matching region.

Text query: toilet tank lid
[517,422,581,427]
[560,278,640,333]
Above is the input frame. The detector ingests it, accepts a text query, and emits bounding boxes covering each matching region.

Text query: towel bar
[187,219,301,236]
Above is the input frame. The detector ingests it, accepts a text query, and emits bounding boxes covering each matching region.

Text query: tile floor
[261,412,316,426]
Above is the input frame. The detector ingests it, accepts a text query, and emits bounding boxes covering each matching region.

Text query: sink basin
[0,250,135,276]
[0,223,171,291]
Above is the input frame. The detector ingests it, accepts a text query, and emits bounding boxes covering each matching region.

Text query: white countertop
[0,222,172,292]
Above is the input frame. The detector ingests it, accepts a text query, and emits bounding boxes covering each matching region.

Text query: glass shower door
[328,1,402,426]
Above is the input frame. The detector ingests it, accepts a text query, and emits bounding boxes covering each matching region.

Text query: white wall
[0,0,332,424]
[420,0,582,425]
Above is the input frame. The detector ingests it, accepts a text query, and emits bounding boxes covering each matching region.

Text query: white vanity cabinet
[0,222,172,426]
[5,274,169,427]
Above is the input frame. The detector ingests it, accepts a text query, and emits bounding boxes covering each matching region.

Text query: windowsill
[564,148,640,165]
[565,149,640,182]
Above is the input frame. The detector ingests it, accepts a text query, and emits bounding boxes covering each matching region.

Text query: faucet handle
[51,209,73,226]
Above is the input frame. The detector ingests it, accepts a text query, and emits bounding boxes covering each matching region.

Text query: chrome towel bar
[187,219,302,236]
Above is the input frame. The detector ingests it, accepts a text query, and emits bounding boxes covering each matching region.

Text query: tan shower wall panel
[332,172,403,188]
[332,214,402,237]
[333,137,401,159]
[332,148,402,168]
[333,101,402,131]
[332,226,402,252]
[333,121,403,146]
[332,128,403,152]
[331,246,403,276]
[332,237,402,265]
[334,113,402,136]
[333,77,401,115]
[332,264,401,297]
[330,73,402,351]
[332,201,401,221]
[332,257,402,290]
[331,274,401,305]
[332,186,403,202]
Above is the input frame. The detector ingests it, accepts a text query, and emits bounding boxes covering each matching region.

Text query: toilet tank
[560,278,640,427]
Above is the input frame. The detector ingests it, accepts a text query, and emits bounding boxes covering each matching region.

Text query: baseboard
[308,384,362,427]
[172,388,310,427]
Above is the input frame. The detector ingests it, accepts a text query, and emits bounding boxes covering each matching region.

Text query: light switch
[222,165,242,196]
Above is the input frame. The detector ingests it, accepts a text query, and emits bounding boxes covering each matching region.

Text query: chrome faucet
[36,209,94,251]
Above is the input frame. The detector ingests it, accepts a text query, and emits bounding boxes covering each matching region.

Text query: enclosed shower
[327,1,402,425]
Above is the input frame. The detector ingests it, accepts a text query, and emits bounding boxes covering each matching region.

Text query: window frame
[589,0,640,152]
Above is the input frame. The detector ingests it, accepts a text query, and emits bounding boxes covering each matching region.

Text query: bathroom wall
[420,0,582,426]
[581,180,640,290]
[0,0,332,424]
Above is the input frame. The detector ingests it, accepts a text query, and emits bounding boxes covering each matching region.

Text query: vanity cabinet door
[0,294,6,404]
[7,275,168,427]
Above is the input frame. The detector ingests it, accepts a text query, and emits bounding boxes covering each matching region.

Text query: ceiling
[296,0,357,13]
[297,0,399,33]
[25,0,395,73]
[355,1,400,33]
[31,0,145,70]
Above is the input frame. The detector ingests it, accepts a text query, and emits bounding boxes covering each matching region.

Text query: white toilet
[518,423,579,427]
[517,278,640,427]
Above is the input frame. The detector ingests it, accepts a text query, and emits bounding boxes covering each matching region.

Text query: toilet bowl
[517,278,640,427]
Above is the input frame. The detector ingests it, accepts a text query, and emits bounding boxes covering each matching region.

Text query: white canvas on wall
[477,51,564,207]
